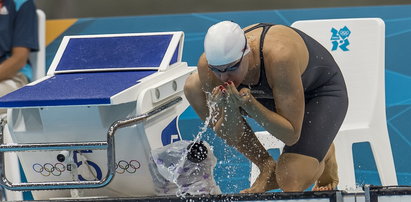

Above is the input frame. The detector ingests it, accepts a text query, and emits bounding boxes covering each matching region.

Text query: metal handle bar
[0,96,182,191]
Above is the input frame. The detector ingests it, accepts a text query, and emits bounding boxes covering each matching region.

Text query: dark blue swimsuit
[239,23,348,162]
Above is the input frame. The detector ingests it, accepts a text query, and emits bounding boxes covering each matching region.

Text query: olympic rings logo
[33,163,66,176]
[32,159,141,177]
[339,30,350,36]
[115,160,141,174]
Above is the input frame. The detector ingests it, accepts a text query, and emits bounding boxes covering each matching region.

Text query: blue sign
[161,117,181,146]
[331,26,351,51]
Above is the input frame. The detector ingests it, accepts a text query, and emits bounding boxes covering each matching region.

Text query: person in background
[0,0,38,114]
[184,21,348,193]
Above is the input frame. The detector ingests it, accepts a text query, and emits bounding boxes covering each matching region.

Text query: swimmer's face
[208,43,249,86]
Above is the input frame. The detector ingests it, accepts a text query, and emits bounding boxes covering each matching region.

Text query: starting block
[0,32,196,200]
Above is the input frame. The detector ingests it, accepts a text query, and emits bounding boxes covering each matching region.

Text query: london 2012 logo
[330,26,351,51]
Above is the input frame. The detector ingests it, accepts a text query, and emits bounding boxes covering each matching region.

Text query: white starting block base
[0,32,197,200]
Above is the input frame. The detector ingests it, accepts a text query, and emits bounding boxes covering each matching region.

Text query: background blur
[35,0,411,19]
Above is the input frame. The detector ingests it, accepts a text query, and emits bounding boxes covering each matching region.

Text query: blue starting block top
[50,32,184,73]
[0,71,156,107]
[0,32,185,108]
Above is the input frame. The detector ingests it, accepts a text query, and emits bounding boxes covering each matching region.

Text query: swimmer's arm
[195,56,272,162]
[213,103,244,132]
[195,54,226,128]
[241,53,304,146]
[214,94,274,163]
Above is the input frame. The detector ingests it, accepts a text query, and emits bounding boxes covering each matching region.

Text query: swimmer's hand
[210,85,226,106]
[223,81,254,109]
[211,82,252,143]
[209,85,231,127]
[210,84,239,115]
[211,83,244,139]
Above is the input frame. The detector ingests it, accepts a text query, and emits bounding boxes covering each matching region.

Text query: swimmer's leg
[240,155,278,193]
[275,145,338,192]
[312,143,339,191]
[278,84,347,191]
[275,152,324,192]
[233,125,279,193]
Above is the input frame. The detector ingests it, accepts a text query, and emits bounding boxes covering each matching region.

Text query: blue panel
[56,35,173,71]
[161,117,180,146]
[0,71,156,107]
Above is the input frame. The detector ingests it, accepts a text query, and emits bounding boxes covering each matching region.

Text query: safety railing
[0,97,182,191]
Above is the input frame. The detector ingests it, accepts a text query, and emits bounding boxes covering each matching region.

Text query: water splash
[166,92,220,197]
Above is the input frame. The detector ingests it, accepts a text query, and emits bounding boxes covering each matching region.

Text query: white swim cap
[204,21,246,66]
